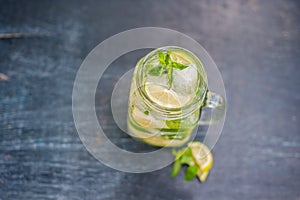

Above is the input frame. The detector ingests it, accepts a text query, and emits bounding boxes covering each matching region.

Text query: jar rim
[135,46,208,117]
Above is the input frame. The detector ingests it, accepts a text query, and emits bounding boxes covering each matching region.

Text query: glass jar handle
[198,91,225,125]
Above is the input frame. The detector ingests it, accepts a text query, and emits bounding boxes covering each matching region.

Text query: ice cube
[172,64,199,96]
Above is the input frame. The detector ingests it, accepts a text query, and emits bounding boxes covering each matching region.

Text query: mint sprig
[171,147,199,181]
[148,66,167,76]
[185,165,198,181]
[148,51,189,89]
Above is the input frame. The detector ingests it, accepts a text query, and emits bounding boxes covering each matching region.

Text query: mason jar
[127,46,225,147]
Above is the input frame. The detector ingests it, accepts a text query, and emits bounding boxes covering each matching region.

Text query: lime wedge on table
[188,142,214,182]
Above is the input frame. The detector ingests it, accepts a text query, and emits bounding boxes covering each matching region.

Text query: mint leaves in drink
[148,66,166,76]
[148,51,189,89]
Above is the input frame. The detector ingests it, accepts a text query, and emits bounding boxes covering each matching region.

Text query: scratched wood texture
[0,0,299,199]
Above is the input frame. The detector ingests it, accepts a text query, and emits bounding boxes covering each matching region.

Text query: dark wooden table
[0,1,299,199]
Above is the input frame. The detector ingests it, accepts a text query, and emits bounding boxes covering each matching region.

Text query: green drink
[127,46,224,147]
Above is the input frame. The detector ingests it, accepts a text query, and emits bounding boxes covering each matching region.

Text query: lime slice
[170,52,192,65]
[145,84,188,108]
[197,170,209,182]
[131,107,151,127]
[131,106,164,129]
[187,142,213,182]
[188,142,213,172]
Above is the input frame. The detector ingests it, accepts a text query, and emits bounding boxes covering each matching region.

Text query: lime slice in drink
[145,84,189,108]
[131,106,164,129]
[170,52,192,65]
[131,107,151,127]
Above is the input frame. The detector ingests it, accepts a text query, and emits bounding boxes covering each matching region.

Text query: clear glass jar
[127,46,224,147]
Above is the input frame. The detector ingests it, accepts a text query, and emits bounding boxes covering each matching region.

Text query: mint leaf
[179,148,194,165]
[172,149,177,156]
[171,147,197,180]
[173,147,194,165]
[166,119,181,129]
[171,159,181,177]
[155,50,190,90]
[184,165,198,181]
[174,149,186,160]
[143,110,149,115]
[167,66,173,89]
[166,119,190,130]
[172,62,189,70]
[158,51,165,65]
[148,66,167,76]
[181,147,192,158]
[165,52,171,65]
[180,156,193,165]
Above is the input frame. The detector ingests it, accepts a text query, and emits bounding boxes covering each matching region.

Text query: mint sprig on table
[148,51,189,89]
[171,142,213,183]
[171,147,199,181]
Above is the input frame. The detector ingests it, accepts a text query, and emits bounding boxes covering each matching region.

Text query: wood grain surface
[0,0,299,199]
